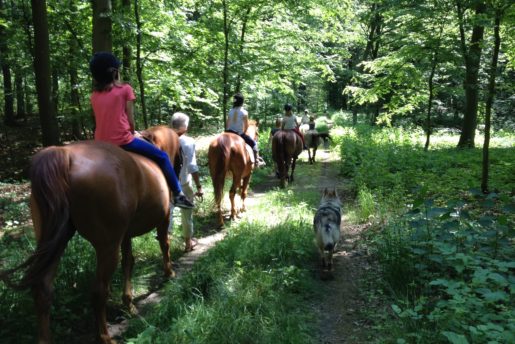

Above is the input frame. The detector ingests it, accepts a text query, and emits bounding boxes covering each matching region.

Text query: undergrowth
[334,124,515,343]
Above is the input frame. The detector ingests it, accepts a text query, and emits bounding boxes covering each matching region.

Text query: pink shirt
[91,83,136,146]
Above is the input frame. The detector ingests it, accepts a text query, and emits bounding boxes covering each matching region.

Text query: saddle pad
[245,144,255,164]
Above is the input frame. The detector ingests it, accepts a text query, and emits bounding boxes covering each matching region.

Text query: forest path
[294,148,377,343]
[108,139,378,343]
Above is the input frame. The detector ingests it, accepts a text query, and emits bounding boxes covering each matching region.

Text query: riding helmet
[89,52,121,82]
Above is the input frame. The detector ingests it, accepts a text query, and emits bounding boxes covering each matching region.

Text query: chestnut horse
[272,130,303,188]
[304,131,320,164]
[0,126,179,344]
[208,120,259,227]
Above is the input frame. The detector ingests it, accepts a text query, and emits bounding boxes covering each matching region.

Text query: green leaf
[430,279,450,287]
[488,272,507,286]
[482,290,508,302]
[441,331,469,344]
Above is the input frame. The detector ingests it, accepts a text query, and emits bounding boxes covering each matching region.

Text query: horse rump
[0,146,75,290]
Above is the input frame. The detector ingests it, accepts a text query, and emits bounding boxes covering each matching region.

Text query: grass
[124,182,321,343]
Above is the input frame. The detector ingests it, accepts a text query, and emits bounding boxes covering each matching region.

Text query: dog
[314,188,342,270]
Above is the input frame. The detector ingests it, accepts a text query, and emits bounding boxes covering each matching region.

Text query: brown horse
[0,126,179,344]
[304,131,320,164]
[272,130,303,188]
[208,120,259,227]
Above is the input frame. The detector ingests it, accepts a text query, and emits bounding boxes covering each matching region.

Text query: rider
[89,51,194,209]
[308,115,317,132]
[225,93,265,169]
[301,109,310,126]
[281,104,306,149]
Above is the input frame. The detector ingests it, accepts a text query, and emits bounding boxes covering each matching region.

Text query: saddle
[224,129,255,164]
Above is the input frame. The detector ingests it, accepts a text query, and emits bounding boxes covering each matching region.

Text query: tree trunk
[52,68,59,115]
[481,10,502,193]
[424,54,437,151]
[92,0,112,52]
[15,71,26,119]
[457,1,486,148]
[0,0,15,125]
[222,0,230,129]
[424,27,441,151]
[235,7,251,93]
[69,39,83,140]
[122,0,131,83]
[1,64,15,125]
[31,0,60,146]
[134,0,147,128]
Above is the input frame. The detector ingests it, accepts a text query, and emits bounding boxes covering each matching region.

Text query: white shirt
[227,106,248,134]
[178,135,199,185]
[282,115,298,130]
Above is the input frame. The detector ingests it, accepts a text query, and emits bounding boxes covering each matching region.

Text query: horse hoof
[164,268,176,278]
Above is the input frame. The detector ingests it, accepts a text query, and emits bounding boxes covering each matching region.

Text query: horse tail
[273,132,286,176]
[209,135,231,208]
[0,147,75,290]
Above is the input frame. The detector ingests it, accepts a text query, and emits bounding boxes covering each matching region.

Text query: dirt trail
[107,142,376,343]
[293,149,375,343]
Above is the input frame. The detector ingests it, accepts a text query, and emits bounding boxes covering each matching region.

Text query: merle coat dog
[314,188,342,269]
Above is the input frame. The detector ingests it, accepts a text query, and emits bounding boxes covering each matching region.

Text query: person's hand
[134,131,143,138]
[195,186,204,201]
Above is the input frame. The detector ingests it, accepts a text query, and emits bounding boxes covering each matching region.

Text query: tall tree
[0,0,15,125]
[456,0,487,148]
[92,0,113,52]
[134,0,148,128]
[121,0,132,83]
[31,0,59,145]
[481,5,505,193]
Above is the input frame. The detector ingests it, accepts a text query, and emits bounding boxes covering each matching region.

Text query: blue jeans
[121,137,182,196]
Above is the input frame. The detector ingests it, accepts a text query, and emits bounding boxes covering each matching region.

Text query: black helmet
[89,52,121,82]
[233,93,245,106]
[284,104,292,111]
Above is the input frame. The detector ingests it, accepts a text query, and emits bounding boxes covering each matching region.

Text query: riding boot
[253,150,265,169]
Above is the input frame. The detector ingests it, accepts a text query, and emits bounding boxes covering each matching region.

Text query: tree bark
[481,9,502,193]
[424,24,443,151]
[1,64,15,125]
[424,50,438,151]
[235,7,251,93]
[69,38,83,140]
[122,0,132,83]
[457,1,486,148]
[134,0,147,128]
[222,0,230,129]
[31,0,60,145]
[92,0,112,52]
[0,0,15,125]
[52,68,59,115]
[15,71,25,119]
